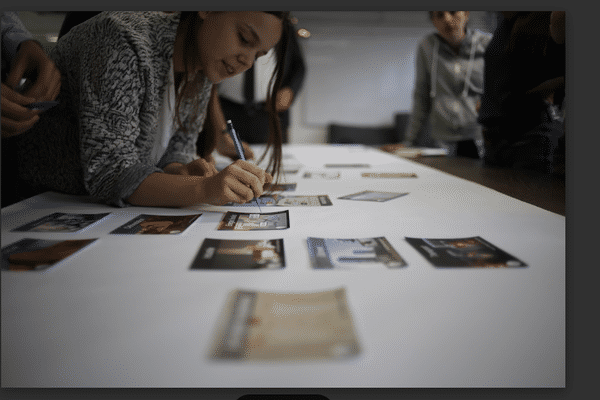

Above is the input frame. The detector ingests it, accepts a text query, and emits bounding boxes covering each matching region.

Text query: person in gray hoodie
[383,11,491,158]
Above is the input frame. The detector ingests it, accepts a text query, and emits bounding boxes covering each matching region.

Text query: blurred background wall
[15,11,497,144]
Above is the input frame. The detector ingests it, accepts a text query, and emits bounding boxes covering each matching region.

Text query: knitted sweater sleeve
[73,16,165,207]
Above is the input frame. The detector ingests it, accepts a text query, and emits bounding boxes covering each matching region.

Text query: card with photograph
[1,238,97,272]
[217,211,290,231]
[210,287,361,361]
[405,236,528,268]
[226,194,332,207]
[307,237,407,269]
[110,214,201,234]
[12,212,110,233]
[361,172,417,178]
[190,238,285,270]
[338,191,408,202]
[302,171,341,179]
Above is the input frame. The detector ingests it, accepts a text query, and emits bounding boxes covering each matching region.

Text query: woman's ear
[197,11,209,20]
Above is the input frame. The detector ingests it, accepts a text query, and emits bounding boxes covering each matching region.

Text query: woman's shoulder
[89,12,179,38]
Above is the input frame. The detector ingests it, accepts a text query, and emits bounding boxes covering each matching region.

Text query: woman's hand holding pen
[196,160,272,205]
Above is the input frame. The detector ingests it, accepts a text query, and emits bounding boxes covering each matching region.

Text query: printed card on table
[307,237,407,269]
[110,214,201,234]
[218,211,290,231]
[12,212,110,233]
[405,236,528,268]
[338,191,408,202]
[361,172,417,178]
[1,238,97,272]
[209,287,361,361]
[226,194,332,207]
[190,238,285,270]
[302,171,341,179]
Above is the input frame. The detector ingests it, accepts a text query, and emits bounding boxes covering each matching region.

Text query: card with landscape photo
[209,287,361,361]
[307,237,407,269]
[110,214,202,234]
[190,238,285,270]
[12,212,110,233]
[217,211,290,231]
[405,236,528,268]
[338,190,408,202]
[1,238,97,272]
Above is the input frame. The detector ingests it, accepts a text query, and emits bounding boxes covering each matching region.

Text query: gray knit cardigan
[16,12,212,207]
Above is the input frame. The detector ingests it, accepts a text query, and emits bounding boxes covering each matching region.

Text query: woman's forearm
[126,172,206,207]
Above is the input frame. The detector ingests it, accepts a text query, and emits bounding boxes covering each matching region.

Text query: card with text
[210,287,361,361]
[12,212,110,233]
[338,191,408,202]
[190,238,285,270]
[405,236,527,268]
[307,237,407,269]
[218,211,290,231]
[110,214,201,234]
[1,238,97,271]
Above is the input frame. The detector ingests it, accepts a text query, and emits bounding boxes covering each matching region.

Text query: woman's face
[195,11,283,83]
[431,11,470,46]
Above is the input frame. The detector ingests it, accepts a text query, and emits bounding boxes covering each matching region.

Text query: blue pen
[226,120,262,212]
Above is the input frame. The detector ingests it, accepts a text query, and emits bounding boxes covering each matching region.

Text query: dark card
[405,236,528,268]
[1,238,97,271]
[110,214,201,234]
[190,238,285,270]
[12,212,110,233]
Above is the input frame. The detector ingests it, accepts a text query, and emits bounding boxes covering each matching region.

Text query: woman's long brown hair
[176,11,291,185]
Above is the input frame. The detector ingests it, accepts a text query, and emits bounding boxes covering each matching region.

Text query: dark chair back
[327,112,411,145]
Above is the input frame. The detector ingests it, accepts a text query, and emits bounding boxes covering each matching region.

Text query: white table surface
[1,144,565,388]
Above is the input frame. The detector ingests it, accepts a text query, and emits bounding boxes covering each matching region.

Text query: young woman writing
[13,11,290,207]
